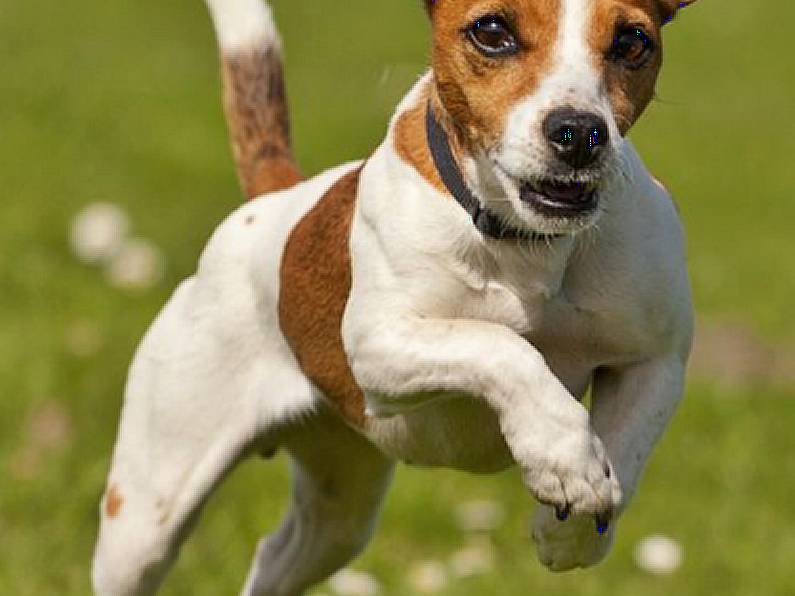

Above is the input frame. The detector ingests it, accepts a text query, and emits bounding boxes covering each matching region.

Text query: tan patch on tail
[105,484,124,518]
[278,167,366,427]
[222,47,302,198]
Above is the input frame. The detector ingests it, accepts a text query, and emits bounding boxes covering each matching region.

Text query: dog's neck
[387,74,580,298]
[393,74,580,242]
[425,101,560,243]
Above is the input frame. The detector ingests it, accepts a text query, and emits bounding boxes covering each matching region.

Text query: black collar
[425,102,541,241]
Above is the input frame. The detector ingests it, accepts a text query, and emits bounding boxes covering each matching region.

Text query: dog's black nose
[543,109,609,169]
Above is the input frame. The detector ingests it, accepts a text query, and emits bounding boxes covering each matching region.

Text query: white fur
[345,99,692,568]
[92,1,694,593]
[204,0,280,52]
[92,163,363,595]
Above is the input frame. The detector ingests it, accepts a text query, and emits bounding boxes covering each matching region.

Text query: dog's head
[424,0,698,235]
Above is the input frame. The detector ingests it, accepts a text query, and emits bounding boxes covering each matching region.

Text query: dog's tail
[204,0,302,198]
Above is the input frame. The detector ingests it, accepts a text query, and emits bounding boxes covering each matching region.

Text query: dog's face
[425,0,697,235]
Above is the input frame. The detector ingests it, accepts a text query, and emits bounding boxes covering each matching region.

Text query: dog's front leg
[344,317,621,521]
[532,355,687,571]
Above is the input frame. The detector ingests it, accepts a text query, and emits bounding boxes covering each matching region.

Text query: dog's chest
[455,247,647,395]
[458,290,592,397]
[360,265,633,473]
[462,257,622,362]
[279,168,653,472]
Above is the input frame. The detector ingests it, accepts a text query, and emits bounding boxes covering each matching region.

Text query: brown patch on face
[222,48,303,198]
[105,484,123,518]
[279,167,366,427]
[393,83,448,194]
[588,0,666,135]
[428,0,560,151]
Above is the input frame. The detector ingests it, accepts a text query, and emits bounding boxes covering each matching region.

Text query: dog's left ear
[658,0,698,25]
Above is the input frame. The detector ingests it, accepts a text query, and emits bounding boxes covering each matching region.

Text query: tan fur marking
[105,484,123,518]
[279,167,366,428]
[222,48,302,198]
[394,84,448,194]
[428,0,560,150]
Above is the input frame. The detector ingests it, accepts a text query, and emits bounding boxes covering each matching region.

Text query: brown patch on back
[105,484,123,518]
[428,0,560,150]
[278,167,366,427]
[222,48,302,198]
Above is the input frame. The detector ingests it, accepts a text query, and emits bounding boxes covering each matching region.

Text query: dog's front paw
[517,429,622,528]
[532,505,615,572]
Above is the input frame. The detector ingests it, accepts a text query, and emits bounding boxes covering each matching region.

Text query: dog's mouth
[519,180,599,218]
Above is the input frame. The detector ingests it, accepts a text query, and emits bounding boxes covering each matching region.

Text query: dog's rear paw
[532,505,615,572]
[518,430,622,529]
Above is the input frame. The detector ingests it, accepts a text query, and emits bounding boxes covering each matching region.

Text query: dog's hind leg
[241,413,394,596]
[91,270,317,596]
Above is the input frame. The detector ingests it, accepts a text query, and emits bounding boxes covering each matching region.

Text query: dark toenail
[596,516,610,535]
[604,465,611,478]
[555,505,570,521]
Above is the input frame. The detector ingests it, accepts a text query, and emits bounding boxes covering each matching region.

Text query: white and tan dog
[92,0,698,593]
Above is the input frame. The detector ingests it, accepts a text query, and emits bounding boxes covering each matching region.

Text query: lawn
[1,0,794,594]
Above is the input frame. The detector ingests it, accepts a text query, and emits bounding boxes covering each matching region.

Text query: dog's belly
[361,355,593,473]
[363,394,514,473]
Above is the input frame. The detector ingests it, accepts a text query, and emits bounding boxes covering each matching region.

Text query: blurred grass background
[1,0,794,594]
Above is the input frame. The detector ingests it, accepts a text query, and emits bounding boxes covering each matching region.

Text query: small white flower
[454,499,505,533]
[70,202,130,264]
[105,238,165,291]
[449,538,495,577]
[408,560,448,593]
[329,569,380,596]
[633,535,684,575]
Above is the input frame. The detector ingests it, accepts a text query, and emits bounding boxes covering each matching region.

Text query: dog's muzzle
[520,180,598,218]
[544,108,610,170]
[512,108,610,219]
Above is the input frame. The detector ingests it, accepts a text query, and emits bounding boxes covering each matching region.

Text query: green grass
[1,0,794,594]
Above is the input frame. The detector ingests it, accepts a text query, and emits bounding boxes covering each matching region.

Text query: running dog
[93,0,698,593]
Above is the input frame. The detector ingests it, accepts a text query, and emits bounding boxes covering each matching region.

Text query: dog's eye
[610,27,654,68]
[467,15,519,57]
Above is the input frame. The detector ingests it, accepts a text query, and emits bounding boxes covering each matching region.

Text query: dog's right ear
[658,0,699,24]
